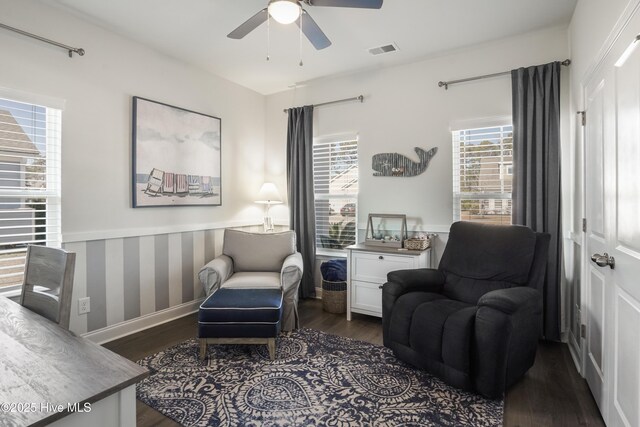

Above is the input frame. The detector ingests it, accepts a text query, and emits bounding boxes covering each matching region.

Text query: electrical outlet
[78,297,90,315]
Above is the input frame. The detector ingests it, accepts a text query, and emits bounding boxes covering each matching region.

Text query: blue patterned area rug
[136,328,503,426]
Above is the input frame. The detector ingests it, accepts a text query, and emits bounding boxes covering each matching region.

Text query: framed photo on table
[132,96,221,207]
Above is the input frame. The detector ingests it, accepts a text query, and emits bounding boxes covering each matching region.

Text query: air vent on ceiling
[368,43,399,56]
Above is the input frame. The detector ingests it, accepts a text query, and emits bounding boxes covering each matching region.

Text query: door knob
[591,253,615,269]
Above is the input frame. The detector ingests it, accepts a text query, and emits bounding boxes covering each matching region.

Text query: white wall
[266,26,570,244]
[0,0,267,242]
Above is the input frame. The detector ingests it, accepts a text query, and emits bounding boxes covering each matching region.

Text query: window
[0,97,61,289]
[453,124,512,225]
[313,136,358,251]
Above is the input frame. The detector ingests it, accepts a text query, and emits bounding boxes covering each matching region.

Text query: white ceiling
[46,0,577,95]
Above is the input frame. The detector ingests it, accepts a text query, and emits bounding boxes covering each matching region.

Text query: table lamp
[255,182,283,232]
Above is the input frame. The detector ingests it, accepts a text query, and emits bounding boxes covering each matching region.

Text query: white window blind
[0,97,62,289]
[313,137,358,251]
[453,124,513,225]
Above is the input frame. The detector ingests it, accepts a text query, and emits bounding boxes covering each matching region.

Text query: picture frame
[132,96,222,207]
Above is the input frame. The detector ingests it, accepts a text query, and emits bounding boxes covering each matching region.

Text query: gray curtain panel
[511,61,562,341]
[287,105,316,298]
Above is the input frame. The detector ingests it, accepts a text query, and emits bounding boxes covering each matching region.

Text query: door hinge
[581,324,586,339]
[578,111,586,126]
[582,218,587,233]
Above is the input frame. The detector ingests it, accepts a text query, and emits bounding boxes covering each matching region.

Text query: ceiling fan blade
[305,0,383,9]
[297,11,331,50]
[227,8,268,39]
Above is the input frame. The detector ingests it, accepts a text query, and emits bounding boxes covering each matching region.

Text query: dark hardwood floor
[104,299,605,427]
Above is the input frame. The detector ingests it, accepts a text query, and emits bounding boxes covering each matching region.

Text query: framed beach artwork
[132,97,221,207]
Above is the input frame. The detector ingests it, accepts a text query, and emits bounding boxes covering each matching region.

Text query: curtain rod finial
[561,59,571,66]
[438,81,449,90]
[68,48,85,58]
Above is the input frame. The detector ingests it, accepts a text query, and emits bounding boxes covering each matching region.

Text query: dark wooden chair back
[19,245,76,330]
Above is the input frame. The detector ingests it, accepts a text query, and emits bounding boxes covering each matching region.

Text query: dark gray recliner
[382,221,550,398]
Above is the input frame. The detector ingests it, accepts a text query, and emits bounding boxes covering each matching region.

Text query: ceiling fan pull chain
[299,12,303,66]
[266,14,270,61]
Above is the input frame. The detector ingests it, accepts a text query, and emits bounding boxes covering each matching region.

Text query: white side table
[346,244,431,320]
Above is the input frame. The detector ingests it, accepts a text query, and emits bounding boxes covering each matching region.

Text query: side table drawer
[351,251,415,283]
[351,280,383,315]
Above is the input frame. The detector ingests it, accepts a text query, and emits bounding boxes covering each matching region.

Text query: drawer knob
[378,285,383,289]
[378,255,384,260]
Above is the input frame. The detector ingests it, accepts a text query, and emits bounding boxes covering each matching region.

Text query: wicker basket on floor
[322,279,347,314]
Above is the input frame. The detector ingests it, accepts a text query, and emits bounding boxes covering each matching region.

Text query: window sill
[316,249,348,258]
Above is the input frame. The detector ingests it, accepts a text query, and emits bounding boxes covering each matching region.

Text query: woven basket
[322,280,347,314]
[404,238,431,250]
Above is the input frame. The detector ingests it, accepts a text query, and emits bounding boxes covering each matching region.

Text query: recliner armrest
[477,287,542,315]
[382,268,445,348]
[198,255,234,295]
[385,268,445,296]
[474,286,542,398]
[281,252,303,290]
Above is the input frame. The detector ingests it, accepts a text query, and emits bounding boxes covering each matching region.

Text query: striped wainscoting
[63,224,267,340]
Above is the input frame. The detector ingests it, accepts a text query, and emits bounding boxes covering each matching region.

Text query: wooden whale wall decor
[372,147,438,177]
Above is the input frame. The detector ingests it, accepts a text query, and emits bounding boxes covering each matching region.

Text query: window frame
[0,94,62,292]
[452,122,513,225]
[312,134,359,256]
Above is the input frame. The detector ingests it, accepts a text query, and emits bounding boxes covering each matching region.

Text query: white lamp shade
[255,182,283,204]
[268,0,301,25]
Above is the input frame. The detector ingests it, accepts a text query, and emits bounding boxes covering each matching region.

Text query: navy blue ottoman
[198,288,283,360]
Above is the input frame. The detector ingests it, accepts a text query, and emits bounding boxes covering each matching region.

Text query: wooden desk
[0,297,148,426]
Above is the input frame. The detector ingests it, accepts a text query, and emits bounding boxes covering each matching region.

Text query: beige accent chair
[198,229,303,331]
[20,245,76,330]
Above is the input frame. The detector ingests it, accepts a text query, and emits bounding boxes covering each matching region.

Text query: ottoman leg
[200,339,207,361]
[267,338,276,360]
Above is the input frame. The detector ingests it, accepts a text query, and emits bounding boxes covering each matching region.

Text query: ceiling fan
[227,0,383,50]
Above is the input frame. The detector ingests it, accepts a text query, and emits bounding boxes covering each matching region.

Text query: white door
[583,12,640,427]
[584,70,610,419]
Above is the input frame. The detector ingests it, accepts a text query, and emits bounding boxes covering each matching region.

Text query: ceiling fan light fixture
[268,0,301,25]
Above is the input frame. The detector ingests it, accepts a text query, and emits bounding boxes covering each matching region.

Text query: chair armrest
[474,287,542,398]
[281,252,303,332]
[477,287,542,315]
[385,268,445,296]
[382,268,444,348]
[198,255,233,295]
[281,252,303,290]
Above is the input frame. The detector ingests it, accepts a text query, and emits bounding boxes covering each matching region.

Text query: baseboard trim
[82,298,205,345]
[567,333,584,377]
